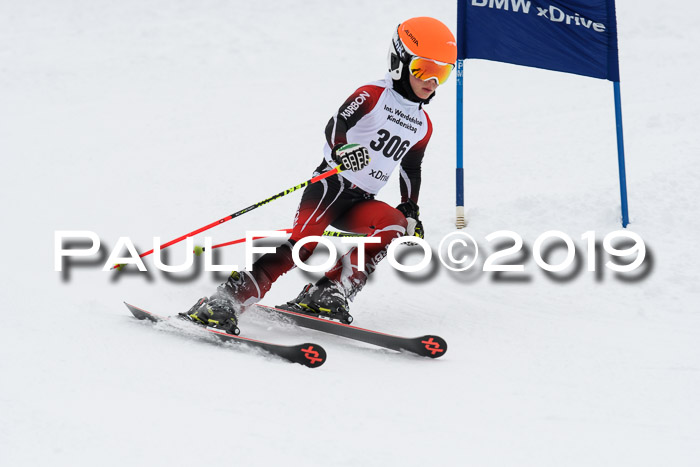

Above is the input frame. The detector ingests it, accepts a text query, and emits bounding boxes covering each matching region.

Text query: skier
[182,17,458,334]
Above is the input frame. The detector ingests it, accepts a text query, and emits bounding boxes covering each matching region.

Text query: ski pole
[112,165,344,270]
[193,229,367,255]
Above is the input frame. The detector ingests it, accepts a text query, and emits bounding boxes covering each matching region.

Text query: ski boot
[180,294,240,335]
[285,277,353,324]
[179,271,263,335]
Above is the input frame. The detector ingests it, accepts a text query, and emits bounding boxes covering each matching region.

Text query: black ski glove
[396,199,424,240]
[331,143,371,172]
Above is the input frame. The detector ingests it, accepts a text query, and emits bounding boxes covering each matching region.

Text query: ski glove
[396,199,424,240]
[332,143,370,172]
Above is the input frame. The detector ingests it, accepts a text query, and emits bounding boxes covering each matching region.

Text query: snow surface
[1,0,699,466]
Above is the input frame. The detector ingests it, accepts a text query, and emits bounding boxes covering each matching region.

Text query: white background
[1,1,698,466]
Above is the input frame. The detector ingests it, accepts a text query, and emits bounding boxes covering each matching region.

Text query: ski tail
[411,335,447,358]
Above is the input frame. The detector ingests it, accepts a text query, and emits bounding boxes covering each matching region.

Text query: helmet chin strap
[387,50,403,81]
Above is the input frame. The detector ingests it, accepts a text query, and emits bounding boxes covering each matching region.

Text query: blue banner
[457,0,620,81]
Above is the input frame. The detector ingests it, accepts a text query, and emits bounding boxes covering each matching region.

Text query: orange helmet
[388,17,457,84]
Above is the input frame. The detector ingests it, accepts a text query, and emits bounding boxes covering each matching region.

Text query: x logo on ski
[421,337,444,356]
[301,345,324,365]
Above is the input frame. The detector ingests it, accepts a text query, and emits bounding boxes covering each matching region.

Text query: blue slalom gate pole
[613,81,630,228]
[455,58,465,228]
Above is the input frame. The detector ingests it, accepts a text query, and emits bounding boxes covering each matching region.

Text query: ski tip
[295,343,327,368]
[124,302,145,319]
[124,302,161,322]
[417,335,447,358]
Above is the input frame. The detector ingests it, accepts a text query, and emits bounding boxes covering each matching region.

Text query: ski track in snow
[1,1,699,466]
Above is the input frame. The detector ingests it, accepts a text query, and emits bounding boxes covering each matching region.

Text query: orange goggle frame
[408,56,454,85]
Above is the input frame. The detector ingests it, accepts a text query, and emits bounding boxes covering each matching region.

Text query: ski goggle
[408,56,454,85]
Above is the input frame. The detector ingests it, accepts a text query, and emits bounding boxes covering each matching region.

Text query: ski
[255,304,447,358]
[124,302,326,368]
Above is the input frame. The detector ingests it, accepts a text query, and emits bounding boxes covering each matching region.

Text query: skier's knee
[297,245,314,262]
[288,239,315,261]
